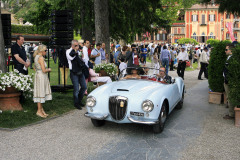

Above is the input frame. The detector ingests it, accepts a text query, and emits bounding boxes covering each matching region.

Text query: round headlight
[142,100,154,112]
[86,96,96,107]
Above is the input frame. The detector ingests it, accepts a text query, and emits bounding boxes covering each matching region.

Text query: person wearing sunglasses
[66,40,87,110]
[223,43,235,120]
[33,45,52,118]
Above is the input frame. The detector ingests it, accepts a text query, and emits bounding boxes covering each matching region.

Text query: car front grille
[109,96,128,121]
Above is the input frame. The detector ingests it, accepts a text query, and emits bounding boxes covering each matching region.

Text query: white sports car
[85,68,185,133]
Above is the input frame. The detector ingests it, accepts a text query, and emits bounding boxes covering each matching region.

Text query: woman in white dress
[33,45,52,118]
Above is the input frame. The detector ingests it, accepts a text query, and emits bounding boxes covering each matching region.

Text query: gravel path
[180,104,240,160]
[1,68,238,160]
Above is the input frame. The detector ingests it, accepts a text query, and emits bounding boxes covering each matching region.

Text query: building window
[234,22,238,28]
[209,14,215,21]
[181,27,185,34]
[209,32,215,39]
[226,13,230,19]
[151,33,154,40]
[156,34,160,40]
[192,15,198,22]
[202,15,206,24]
[174,28,177,34]
[226,33,230,39]
[234,33,237,40]
[192,32,197,40]
[163,34,166,41]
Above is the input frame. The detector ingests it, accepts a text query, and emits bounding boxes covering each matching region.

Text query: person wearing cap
[198,47,209,80]
[176,46,189,80]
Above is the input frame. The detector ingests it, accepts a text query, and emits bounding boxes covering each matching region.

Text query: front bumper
[84,112,109,120]
[127,115,159,125]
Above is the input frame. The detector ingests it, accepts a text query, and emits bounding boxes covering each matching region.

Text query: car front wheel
[91,119,105,127]
[153,102,167,133]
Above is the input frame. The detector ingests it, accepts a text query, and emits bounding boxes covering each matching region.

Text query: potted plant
[0,70,33,111]
[208,41,230,104]
[94,63,118,77]
[227,44,240,127]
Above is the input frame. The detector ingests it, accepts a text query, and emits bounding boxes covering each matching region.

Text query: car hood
[111,79,166,95]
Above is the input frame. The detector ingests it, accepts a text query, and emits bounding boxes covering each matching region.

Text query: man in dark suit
[157,67,172,84]
[223,43,235,120]
[126,44,138,74]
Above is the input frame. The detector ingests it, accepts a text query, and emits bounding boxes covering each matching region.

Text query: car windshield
[119,67,165,81]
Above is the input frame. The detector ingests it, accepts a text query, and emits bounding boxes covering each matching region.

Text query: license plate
[130,111,144,117]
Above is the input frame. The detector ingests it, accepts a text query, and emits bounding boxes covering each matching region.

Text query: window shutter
[214,15,215,21]
[197,15,198,21]
[192,15,193,21]
[209,15,210,21]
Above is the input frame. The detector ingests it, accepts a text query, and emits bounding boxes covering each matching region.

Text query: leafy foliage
[11,24,47,34]
[228,45,240,107]
[206,39,220,47]
[208,41,229,92]
[8,0,197,43]
[201,0,240,15]
[177,38,199,45]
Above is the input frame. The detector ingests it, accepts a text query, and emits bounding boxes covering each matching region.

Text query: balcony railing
[234,19,240,22]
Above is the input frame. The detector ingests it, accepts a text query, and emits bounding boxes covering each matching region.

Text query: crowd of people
[11,34,215,117]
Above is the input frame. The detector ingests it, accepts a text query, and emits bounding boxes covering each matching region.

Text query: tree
[94,0,110,57]
[201,0,240,15]
[9,0,198,43]
[0,2,7,73]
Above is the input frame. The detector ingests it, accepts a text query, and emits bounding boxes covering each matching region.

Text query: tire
[153,102,167,133]
[176,88,184,109]
[91,119,105,127]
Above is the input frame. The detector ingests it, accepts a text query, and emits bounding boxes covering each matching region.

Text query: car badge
[120,101,124,108]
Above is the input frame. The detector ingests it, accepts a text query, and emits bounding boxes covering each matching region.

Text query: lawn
[1,58,96,129]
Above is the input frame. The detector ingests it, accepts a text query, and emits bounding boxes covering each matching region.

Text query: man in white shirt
[198,47,209,80]
[177,46,189,80]
[90,43,101,65]
[82,40,90,66]
[66,40,87,110]
[196,47,201,69]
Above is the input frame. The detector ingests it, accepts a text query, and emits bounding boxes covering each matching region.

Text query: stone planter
[234,107,240,127]
[208,91,222,104]
[99,69,108,76]
[0,87,23,111]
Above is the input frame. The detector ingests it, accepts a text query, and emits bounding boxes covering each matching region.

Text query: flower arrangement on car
[93,63,118,76]
[0,69,34,98]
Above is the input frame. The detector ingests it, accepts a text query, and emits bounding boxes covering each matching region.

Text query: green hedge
[206,39,220,47]
[228,44,240,107]
[208,41,228,92]
[177,38,199,45]
[11,25,47,35]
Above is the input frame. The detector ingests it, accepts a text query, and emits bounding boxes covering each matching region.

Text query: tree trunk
[80,0,93,42]
[0,2,7,73]
[94,0,110,62]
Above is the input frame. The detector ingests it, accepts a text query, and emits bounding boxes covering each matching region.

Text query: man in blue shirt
[160,45,171,75]
[141,45,147,63]
[100,43,106,64]
[90,43,101,65]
